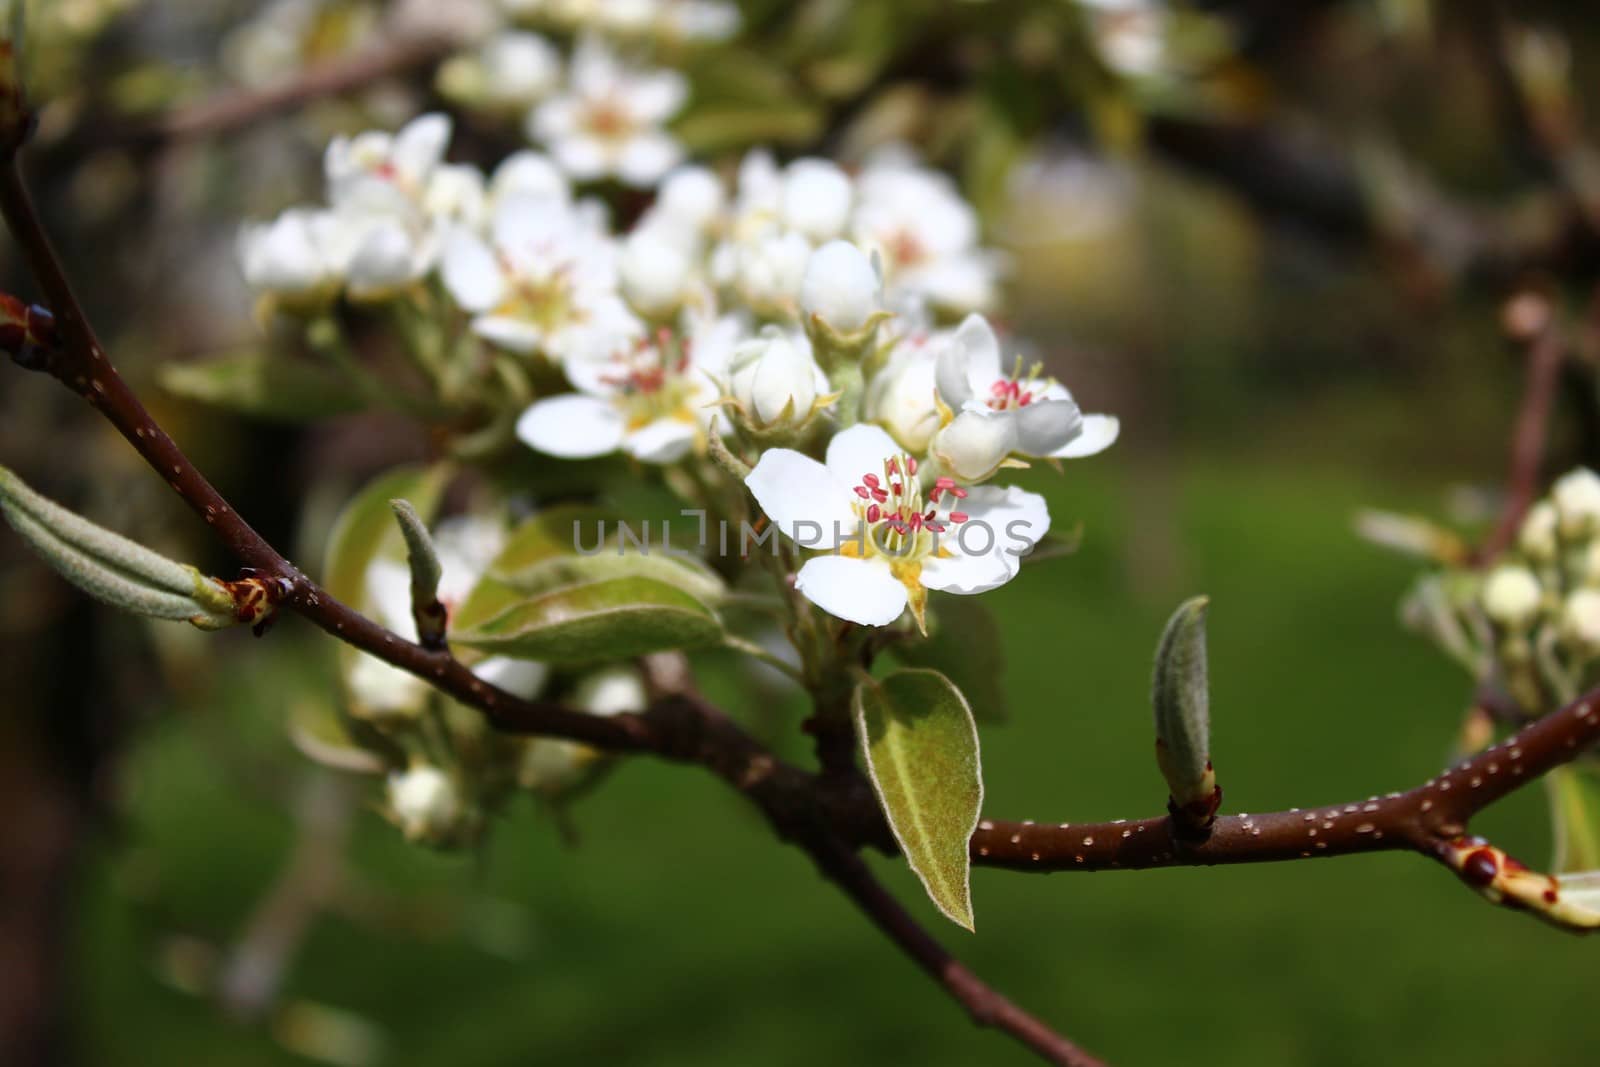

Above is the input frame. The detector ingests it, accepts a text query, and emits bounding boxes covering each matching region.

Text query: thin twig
[127,36,455,147]
[1478,312,1566,561]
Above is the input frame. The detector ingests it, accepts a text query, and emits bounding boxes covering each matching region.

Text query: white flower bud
[1563,588,1600,654]
[657,165,725,232]
[731,330,820,427]
[619,228,691,319]
[1482,565,1543,628]
[386,765,463,845]
[572,664,649,716]
[800,240,882,333]
[238,209,338,296]
[1519,500,1558,561]
[866,347,940,453]
[781,159,853,242]
[733,229,811,314]
[933,410,1018,482]
[479,31,562,106]
[1553,468,1600,536]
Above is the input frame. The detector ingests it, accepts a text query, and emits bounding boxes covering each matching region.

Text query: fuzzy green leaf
[160,350,366,421]
[1152,596,1213,809]
[450,505,614,633]
[452,576,722,666]
[498,549,724,607]
[853,668,983,931]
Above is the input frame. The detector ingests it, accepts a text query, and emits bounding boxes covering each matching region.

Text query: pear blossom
[728,328,828,430]
[780,159,854,243]
[387,765,466,845]
[866,332,943,453]
[437,31,563,111]
[1553,468,1600,536]
[441,193,640,362]
[1078,0,1171,79]
[800,240,884,334]
[852,154,1002,316]
[516,313,739,463]
[744,424,1050,629]
[529,37,687,188]
[237,208,346,303]
[931,314,1118,481]
[1563,589,1600,654]
[1482,565,1543,629]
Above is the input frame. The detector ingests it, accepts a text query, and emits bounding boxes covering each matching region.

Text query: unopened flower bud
[800,240,883,334]
[781,159,853,242]
[1482,565,1542,628]
[1553,468,1600,537]
[731,329,820,428]
[932,410,1018,483]
[867,347,941,453]
[619,229,691,319]
[1563,588,1600,654]
[1519,500,1558,562]
[657,165,725,232]
[386,765,465,845]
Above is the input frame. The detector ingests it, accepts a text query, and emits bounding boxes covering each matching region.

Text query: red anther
[906,456,918,474]
[855,486,870,499]
[890,482,902,496]
[866,504,881,522]
[909,513,923,530]
[950,511,969,523]
[929,487,942,503]
[949,486,968,499]
[871,488,888,502]
[926,522,945,533]
[862,473,880,488]
[886,457,900,474]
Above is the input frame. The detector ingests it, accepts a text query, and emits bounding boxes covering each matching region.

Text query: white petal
[624,418,698,464]
[936,313,1000,407]
[919,545,1014,595]
[823,423,907,485]
[392,113,452,184]
[516,395,626,458]
[932,409,1018,482]
[346,224,418,296]
[745,449,857,548]
[1052,414,1119,458]
[616,132,684,188]
[551,134,612,182]
[627,71,688,123]
[1014,397,1083,457]
[441,230,506,312]
[795,555,908,626]
[950,484,1051,581]
[473,315,546,354]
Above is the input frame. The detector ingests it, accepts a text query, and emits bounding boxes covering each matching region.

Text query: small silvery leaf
[390,498,447,648]
[0,465,234,628]
[1151,595,1219,833]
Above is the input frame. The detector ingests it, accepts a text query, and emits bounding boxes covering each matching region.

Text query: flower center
[986,354,1051,412]
[849,454,970,560]
[582,98,636,142]
[603,329,699,428]
[496,256,579,331]
[885,230,927,270]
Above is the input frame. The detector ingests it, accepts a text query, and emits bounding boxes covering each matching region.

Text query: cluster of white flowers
[243,112,1119,635]
[1401,469,1600,715]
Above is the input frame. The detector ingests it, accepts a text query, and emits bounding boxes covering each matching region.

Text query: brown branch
[1478,304,1566,561]
[126,35,454,147]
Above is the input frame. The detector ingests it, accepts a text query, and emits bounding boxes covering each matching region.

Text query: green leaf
[498,549,724,607]
[674,104,821,154]
[452,576,723,666]
[1547,762,1600,874]
[160,350,365,421]
[1152,595,1215,816]
[853,668,983,931]
[892,596,1007,723]
[450,505,613,633]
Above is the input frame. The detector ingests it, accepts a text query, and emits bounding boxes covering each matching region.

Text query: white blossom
[1553,468,1600,537]
[866,332,943,453]
[619,227,695,319]
[744,424,1050,628]
[515,311,739,463]
[441,194,641,362]
[1563,588,1600,654]
[781,159,854,243]
[529,37,687,188]
[931,313,1118,481]
[387,765,465,845]
[438,30,563,111]
[800,240,883,334]
[237,208,346,302]
[1482,565,1543,629]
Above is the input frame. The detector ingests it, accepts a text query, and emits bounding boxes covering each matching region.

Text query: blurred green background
[3,0,1599,1065]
